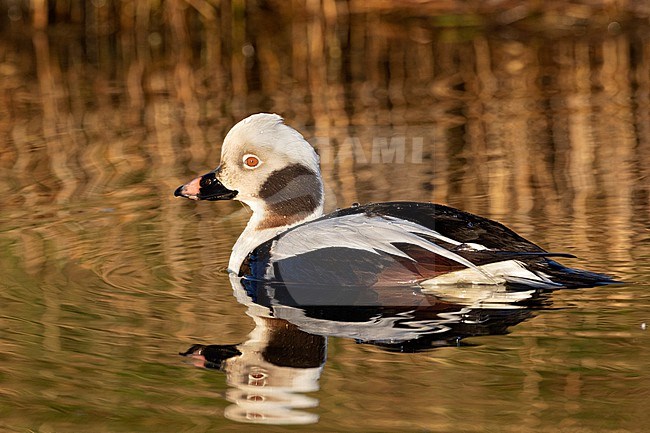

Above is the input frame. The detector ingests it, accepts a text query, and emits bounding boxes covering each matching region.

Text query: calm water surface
[1,3,649,432]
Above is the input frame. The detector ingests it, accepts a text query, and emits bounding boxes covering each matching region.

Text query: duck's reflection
[181,313,324,425]
[180,275,551,424]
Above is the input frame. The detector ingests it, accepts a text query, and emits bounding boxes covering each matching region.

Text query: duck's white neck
[228,201,324,273]
[227,160,325,273]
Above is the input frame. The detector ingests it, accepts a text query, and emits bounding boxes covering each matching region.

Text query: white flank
[421,259,561,289]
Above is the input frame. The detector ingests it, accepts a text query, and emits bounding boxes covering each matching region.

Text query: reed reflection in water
[0,1,649,432]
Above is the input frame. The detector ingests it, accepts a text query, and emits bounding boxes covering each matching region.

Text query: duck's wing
[241,202,586,290]
[355,202,616,289]
[347,202,549,253]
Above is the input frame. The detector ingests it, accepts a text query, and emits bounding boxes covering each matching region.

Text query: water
[1,2,650,432]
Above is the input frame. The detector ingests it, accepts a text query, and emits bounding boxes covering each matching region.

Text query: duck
[174,113,615,290]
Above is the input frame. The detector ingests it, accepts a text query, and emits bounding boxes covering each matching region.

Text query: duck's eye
[243,154,261,169]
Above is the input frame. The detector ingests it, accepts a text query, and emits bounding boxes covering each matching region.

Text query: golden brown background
[0,1,649,432]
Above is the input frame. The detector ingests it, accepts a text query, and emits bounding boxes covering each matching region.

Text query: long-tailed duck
[175,113,615,290]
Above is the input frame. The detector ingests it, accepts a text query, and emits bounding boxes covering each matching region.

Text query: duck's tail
[527,259,620,289]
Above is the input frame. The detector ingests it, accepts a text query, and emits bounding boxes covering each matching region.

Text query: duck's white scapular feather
[271,214,479,263]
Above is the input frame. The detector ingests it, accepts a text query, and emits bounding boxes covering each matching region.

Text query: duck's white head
[175,113,324,231]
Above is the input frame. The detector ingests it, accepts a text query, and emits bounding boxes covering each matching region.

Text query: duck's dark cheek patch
[259,164,318,199]
[258,164,322,229]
